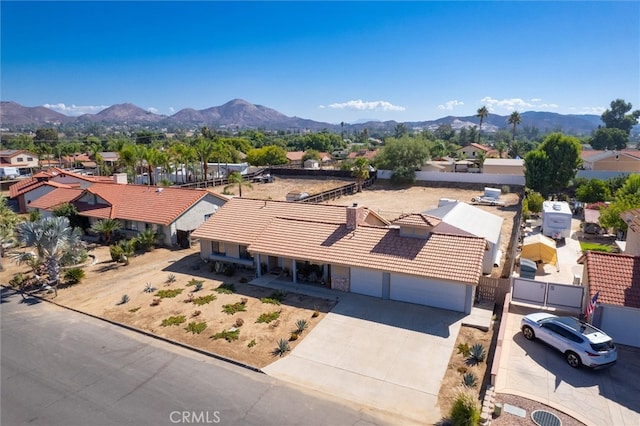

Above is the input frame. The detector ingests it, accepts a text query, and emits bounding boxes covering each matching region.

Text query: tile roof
[249,218,485,284]
[48,167,115,183]
[192,199,486,283]
[76,183,212,225]
[8,173,64,198]
[28,188,84,210]
[347,149,379,160]
[392,213,442,228]
[583,251,640,308]
[581,149,640,162]
[621,208,640,233]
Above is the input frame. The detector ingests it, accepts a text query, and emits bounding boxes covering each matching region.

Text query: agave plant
[295,319,308,334]
[469,343,486,363]
[166,273,176,284]
[193,282,203,292]
[273,339,290,357]
[118,294,130,305]
[144,282,156,293]
[462,372,478,388]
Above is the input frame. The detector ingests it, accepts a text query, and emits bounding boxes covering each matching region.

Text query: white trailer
[541,201,572,239]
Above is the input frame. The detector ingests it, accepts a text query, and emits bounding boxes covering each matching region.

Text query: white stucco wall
[24,185,58,209]
[173,194,224,232]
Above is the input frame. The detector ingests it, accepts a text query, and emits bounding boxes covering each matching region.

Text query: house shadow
[513,331,640,415]
[0,287,42,305]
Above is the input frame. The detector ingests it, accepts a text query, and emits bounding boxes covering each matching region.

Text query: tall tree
[375,135,430,184]
[524,150,553,196]
[476,106,489,143]
[601,99,640,135]
[394,123,408,138]
[528,132,582,196]
[589,127,628,150]
[193,137,217,180]
[508,111,521,143]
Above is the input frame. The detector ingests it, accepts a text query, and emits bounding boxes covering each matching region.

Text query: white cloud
[437,100,464,110]
[581,106,606,114]
[43,103,109,116]
[538,103,559,109]
[480,97,533,112]
[169,107,175,113]
[327,100,406,112]
[530,98,542,102]
[147,107,159,114]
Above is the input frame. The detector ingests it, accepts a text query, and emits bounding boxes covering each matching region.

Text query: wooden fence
[297,176,377,204]
[476,276,512,306]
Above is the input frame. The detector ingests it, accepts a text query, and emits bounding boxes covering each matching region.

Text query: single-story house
[420,160,453,172]
[192,199,487,313]
[286,151,332,167]
[425,201,503,274]
[482,158,524,176]
[619,208,640,255]
[8,168,117,213]
[581,150,640,173]
[29,182,228,247]
[580,251,640,348]
[456,143,497,160]
[347,149,379,161]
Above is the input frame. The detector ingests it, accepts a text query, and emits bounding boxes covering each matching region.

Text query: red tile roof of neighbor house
[28,188,85,210]
[192,198,486,283]
[8,176,71,198]
[347,149,379,160]
[74,183,214,226]
[581,149,640,161]
[583,251,640,308]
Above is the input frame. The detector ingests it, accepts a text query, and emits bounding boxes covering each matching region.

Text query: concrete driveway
[495,309,640,426]
[263,294,465,425]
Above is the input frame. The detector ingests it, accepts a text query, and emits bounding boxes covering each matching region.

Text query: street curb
[1,285,264,374]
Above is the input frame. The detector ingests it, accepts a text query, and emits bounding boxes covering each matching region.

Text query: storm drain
[531,410,562,426]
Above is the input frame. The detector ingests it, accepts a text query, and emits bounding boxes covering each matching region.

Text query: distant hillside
[0,99,604,135]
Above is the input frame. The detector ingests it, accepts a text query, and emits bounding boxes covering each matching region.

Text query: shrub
[9,273,26,288]
[449,391,480,426]
[247,339,257,348]
[166,273,176,284]
[64,268,85,284]
[235,318,244,327]
[118,294,130,305]
[223,264,236,276]
[193,294,216,305]
[469,343,486,364]
[526,191,545,214]
[260,297,281,305]
[192,310,201,317]
[256,311,281,324]
[150,298,161,306]
[457,366,468,374]
[184,294,194,303]
[260,291,286,305]
[457,343,471,357]
[210,328,240,342]
[136,229,156,252]
[185,321,207,334]
[143,282,156,293]
[269,320,280,329]
[128,307,141,313]
[462,372,478,388]
[110,244,124,262]
[222,302,247,315]
[272,339,290,357]
[186,278,204,287]
[193,282,203,292]
[161,315,187,327]
[289,332,299,342]
[214,283,235,294]
[295,319,308,334]
[312,310,320,318]
[155,288,183,299]
[240,297,248,305]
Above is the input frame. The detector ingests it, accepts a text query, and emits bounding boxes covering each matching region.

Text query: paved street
[0,288,393,426]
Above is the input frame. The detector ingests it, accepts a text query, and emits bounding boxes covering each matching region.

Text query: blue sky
[2,1,639,124]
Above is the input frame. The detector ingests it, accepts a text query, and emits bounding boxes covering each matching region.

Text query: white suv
[521,312,617,369]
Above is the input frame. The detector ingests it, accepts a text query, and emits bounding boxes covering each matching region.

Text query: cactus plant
[462,372,478,388]
[273,339,290,357]
[295,319,308,334]
[469,343,487,363]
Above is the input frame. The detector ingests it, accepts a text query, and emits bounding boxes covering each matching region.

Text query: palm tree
[193,137,217,181]
[495,141,507,159]
[119,143,139,182]
[91,218,122,244]
[476,106,489,143]
[224,171,252,197]
[508,111,522,144]
[15,217,85,296]
[352,158,370,192]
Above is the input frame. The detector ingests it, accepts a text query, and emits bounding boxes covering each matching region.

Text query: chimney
[346,203,365,230]
[113,173,128,185]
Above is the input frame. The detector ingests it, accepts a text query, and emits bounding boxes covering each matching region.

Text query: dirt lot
[2,246,334,369]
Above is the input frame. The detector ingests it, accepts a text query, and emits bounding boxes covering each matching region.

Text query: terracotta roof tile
[392,213,442,228]
[28,188,84,210]
[249,218,485,284]
[584,251,640,308]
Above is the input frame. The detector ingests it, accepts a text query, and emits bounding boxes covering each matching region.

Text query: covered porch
[254,253,331,287]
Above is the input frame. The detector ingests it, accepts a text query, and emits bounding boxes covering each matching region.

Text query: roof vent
[156,188,163,193]
[553,203,561,210]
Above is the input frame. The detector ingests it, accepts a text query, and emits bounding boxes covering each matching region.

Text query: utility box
[519,258,537,279]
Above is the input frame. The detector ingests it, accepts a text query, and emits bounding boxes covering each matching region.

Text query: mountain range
[0,99,604,135]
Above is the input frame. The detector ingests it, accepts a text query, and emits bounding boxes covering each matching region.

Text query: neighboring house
[286,151,332,167]
[29,183,228,247]
[8,167,117,213]
[580,251,640,348]
[61,153,96,169]
[303,159,319,169]
[99,152,120,168]
[425,201,503,274]
[620,208,640,255]
[0,149,39,171]
[192,199,487,313]
[482,158,524,176]
[581,150,640,173]
[456,143,496,160]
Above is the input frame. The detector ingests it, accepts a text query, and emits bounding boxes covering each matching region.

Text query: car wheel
[566,351,582,368]
[522,325,535,340]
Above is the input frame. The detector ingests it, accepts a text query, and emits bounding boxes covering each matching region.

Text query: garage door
[598,306,640,348]
[350,268,383,298]
[390,274,466,312]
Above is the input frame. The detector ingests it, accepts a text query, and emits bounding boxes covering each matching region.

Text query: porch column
[322,264,328,282]
[255,253,262,277]
[292,259,297,284]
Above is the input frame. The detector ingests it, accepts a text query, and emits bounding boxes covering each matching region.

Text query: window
[211,241,222,255]
[145,223,152,230]
[124,221,136,231]
[27,157,33,161]
[17,157,24,162]
[204,213,213,221]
